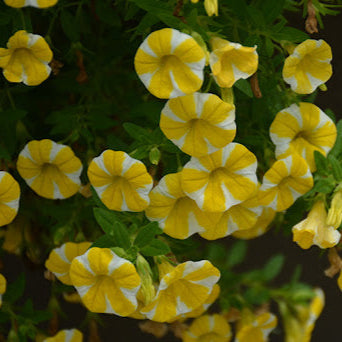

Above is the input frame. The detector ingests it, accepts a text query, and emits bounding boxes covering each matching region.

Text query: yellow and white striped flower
[292,200,340,249]
[0,30,53,86]
[69,247,141,316]
[17,139,83,199]
[43,329,83,342]
[209,37,258,88]
[134,28,205,99]
[258,155,313,212]
[235,311,277,342]
[199,189,262,240]
[145,172,220,239]
[4,0,57,8]
[0,171,20,227]
[0,274,6,308]
[140,260,220,322]
[181,143,258,212]
[45,242,92,285]
[283,39,332,94]
[232,207,276,240]
[87,150,153,212]
[182,314,232,342]
[160,93,236,157]
[270,102,337,171]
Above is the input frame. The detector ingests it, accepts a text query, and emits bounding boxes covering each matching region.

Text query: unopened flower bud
[204,0,218,16]
[327,190,342,228]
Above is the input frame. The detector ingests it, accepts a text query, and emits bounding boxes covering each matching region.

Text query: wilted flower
[0,274,6,308]
[17,139,83,199]
[258,155,313,212]
[87,150,153,212]
[270,102,336,171]
[283,39,332,94]
[134,28,205,99]
[209,37,258,88]
[45,242,92,285]
[160,92,236,157]
[43,329,83,342]
[292,200,340,249]
[70,247,141,316]
[181,143,258,212]
[4,0,58,8]
[0,30,53,86]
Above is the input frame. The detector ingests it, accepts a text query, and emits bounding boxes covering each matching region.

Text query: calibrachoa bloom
[87,150,153,212]
[0,171,20,227]
[140,260,220,322]
[292,201,340,249]
[181,143,258,212]
[209,37,258,88]
[283,39,332,94]
[45,242,92,285]
[134,28,205,99]
[160,93,236,157]
[232,207,276,240]
[258,155,313,212]
[4,0,57,8]
[17,139,83,199]
[270,102,337,171]
[235,311,277,342]
[69,247,141,316]
[0,274,6,308]
[0,30,53,86]
[182,314,232,342]
[145,172,220,239]
[43,329,83,342]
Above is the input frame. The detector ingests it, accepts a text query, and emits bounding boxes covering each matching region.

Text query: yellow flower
[145,172,220,239]
[283,39,332,94]
[134,28,205,99]
[43,329,83,342]
[232,207,276,240]
[4,0,57,8]
[140,259,220,322]
[199,188,263,240]
[270,102,337,171]
[17,139,83,199]
[45,242,92,285]
[0,171,20,227]
[258,155,313,212]
[326,189,342,228]
[0,274,6,308]
[69,247,141,316]
[160,93,236,157]
[181,143,258,212]
[182,314,232,342]
[209,37,258,88]
[292,200,340,249]
[235,310,277,342]
[0,30,53,86]
[87,150,153,212]
[281,288,324,342]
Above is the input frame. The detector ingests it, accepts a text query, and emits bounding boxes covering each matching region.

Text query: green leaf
[140,239,170,256]
[95,0,120,26]
[123,122,151,142]
[313,177,336,194]
[226,241,247,268]
[330,120,342,157]
[91,234,117,248]
[261,0,286,23]
[112,220,131,250]
[61,10,80,42]
[262,254,284,281]
[3,273,25,304]
[234,79,253,97]
[272,27,309,43]
[93,207,118,235]
[90,186,107,209]
[328,155,342,182]
[314,150,329,175]
[134,222,162,249]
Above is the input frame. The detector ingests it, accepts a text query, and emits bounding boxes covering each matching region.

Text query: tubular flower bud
[327,189,342,228]
[204,0,218,16]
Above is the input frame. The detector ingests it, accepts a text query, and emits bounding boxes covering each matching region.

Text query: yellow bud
[327,190,342,228]
[2,217,24,255]
[319,83,328,91]
[204,0,218,16]
[136,255,156,306]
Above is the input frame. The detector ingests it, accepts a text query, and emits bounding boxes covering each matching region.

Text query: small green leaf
[141,239,170,256]
[93,207,118,235]
[328,155,342,182]
[330,120,342,157]
[61,10,80,42]
[262,254,284,281]
[123,122,151,142]
[313,178,336,194]
[91,234,116,248]
[234,79,253,97]
[134,222,162,249]
[272,27,309,43]
[149,147,161,165]
[226,241,247,268]
[112,220,131,250]
[314,150,329,175]
[3,273,25,304]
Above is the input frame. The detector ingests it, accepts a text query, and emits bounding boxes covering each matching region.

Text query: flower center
[210,167,230,181]
[160,55,181,70]
[41,163,59,177]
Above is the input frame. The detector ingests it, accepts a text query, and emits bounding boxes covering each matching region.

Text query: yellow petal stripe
[283,39,332,94]
[69,247,141,316]
[0,30,53,85]
[4,0,57,8]
[181,143,258,212]
[258,155,313,212]
[141,260,220,322]
[182,314,232,342]
[270,102,337,171]
[88,150,153,212]
[134,28,205,99]
[17,139,83,199]
[43,329,83,342]
[45,242,92,285]
[160,92,236,157]
[0,171,20,227]
[209,37,258,88]
[145,172,221,239]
